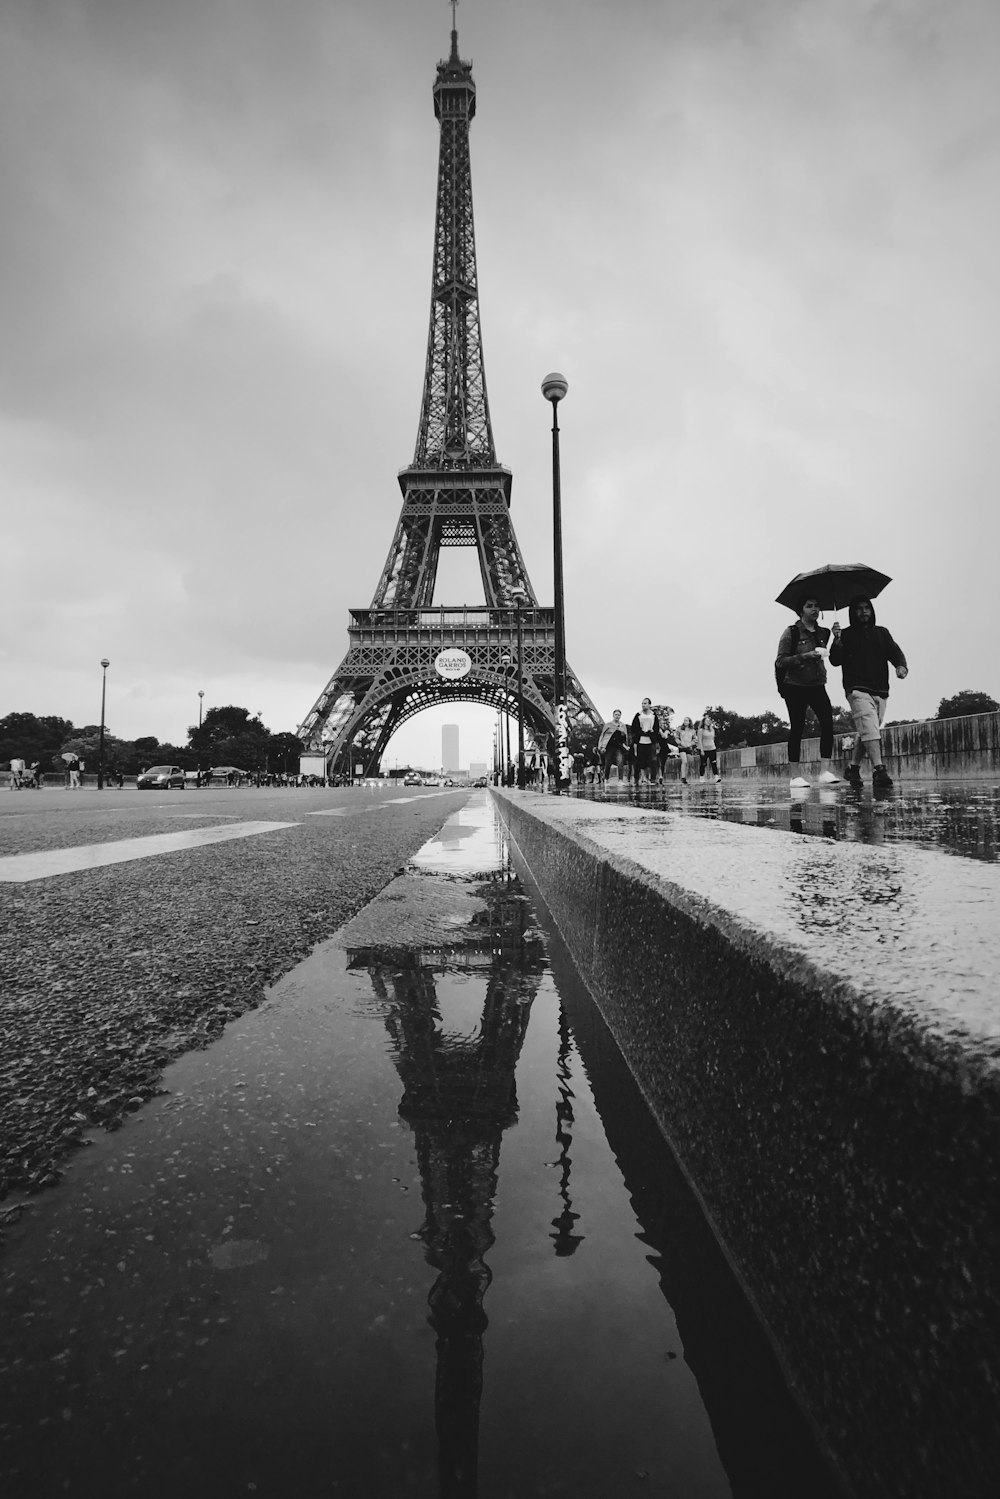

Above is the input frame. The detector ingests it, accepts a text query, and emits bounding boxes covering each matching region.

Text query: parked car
[402,774,423,786]
[137,765,186,791]
[208,766,246,785]
[473,777,488,788]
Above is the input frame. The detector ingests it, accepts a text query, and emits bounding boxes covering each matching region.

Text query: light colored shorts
[848,690,887,742]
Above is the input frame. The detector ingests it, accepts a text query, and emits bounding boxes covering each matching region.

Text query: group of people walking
[589,589,908,796]
[7,758,43,789]
[597,704,721,786]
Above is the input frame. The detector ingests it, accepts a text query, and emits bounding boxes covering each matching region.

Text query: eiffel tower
[298,16,601,778]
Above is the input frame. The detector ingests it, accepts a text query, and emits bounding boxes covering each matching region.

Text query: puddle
[0,797,841,1498]
[577,780,1000,862]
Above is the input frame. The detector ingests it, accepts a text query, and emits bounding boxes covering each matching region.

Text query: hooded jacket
[828,597,907,697]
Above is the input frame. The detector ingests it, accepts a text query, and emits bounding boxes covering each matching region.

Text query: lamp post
[541,372,570,791]
[97,658,110,790]
[500,651,512,785]
[511,589,527,788]
[197,690,204,787]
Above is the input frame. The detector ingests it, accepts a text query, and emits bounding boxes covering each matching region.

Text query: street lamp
[97,658,110,790]
[511,588,527,788]
[541,372,570,792]
[197,690,204,787]
[500,651,512,785]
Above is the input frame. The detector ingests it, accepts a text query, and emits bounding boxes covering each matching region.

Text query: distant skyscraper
[442,724,460,772]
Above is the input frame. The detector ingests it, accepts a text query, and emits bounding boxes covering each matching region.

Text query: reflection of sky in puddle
[578,782,1000,863]
[409,792,509,875]
[433,972,484,1042]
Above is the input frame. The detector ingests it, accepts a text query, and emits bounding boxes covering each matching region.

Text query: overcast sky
[3,0,998,769]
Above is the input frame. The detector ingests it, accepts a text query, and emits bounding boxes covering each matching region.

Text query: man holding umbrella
[830,598,908,789]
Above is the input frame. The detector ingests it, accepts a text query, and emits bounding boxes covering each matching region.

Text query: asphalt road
[0,784,472,1204]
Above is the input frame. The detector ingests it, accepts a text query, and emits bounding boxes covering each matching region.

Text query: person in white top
[630,699,661,786]
[676,719,698,784]
[696,716,722,782]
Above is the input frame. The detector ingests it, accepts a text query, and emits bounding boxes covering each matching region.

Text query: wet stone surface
[0,797,841,1498]
[494,790,1000,1499]
[575,777,1000,863]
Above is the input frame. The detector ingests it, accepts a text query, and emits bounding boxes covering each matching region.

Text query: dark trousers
[602,735,628,779]
[785,685,834,761]
[634,742,656,779]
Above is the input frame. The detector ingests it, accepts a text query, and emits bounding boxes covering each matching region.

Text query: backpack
[775,625,794,697]
[776,622,827,696]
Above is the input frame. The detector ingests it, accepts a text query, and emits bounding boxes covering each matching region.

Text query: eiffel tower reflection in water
[346,869,567,1496]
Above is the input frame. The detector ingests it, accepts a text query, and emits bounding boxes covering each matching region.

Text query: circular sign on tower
[435,649,472,680]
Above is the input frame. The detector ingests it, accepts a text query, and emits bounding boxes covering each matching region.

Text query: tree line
[3,690,997,773]
[0,707,304,777]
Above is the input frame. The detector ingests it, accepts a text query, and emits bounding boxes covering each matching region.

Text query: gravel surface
[0,788,472,1207]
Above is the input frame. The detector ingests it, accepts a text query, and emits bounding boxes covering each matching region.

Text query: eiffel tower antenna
[298,24,601,779]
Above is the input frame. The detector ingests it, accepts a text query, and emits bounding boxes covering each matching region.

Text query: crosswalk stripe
[309,789,461,817]
[0,822,300,884]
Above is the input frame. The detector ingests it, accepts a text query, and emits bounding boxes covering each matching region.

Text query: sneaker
[844,764,862,787]
[872,765,894,789]
[714,775,722,783]
[817,771,842,784]
[789,776,810,788]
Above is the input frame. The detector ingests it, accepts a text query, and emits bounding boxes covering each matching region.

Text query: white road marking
[0,822,300,884]
[310,790,462,817]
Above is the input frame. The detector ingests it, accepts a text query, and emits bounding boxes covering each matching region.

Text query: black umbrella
[776,562,891,614]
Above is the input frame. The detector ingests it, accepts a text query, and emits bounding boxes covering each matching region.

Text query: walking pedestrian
[676,718,698,784]
[656,716,677,784]
[630,698,661,785]
[829,596,908,789]
[775,596,841,786]
[69,759,81,789]
[697,715,722,782]
[597,710,630,785]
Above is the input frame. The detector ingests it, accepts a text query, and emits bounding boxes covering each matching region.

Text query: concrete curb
[492,789,1000,1499]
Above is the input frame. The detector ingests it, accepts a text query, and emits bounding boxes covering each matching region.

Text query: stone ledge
[492,789,1000,1499]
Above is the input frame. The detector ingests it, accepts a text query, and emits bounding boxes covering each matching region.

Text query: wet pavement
[572,777,1000,864]
[0,796,841,1498]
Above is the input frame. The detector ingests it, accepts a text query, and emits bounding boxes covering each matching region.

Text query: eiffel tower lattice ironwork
[298,22,601,777]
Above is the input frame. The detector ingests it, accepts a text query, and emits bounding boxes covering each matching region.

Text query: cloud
[1,0,998,757]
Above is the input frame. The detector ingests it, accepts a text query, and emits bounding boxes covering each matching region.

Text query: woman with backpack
[775,596,841,786]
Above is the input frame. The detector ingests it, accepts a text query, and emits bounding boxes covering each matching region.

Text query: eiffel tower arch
[298,22,601,778]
